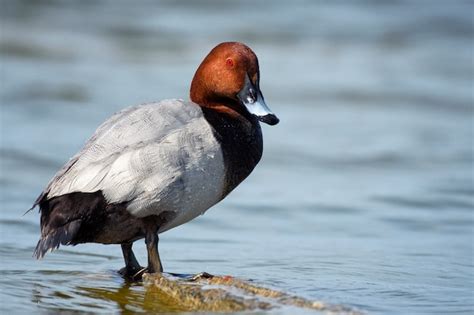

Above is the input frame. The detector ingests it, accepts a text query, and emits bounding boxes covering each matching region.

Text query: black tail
[34,220,81,259]
[33,191,107,259]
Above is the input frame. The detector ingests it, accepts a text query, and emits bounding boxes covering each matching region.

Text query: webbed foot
[188,272,214,281]
[118,266,147,281]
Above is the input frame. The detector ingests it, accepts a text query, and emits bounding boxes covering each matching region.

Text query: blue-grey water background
[1,1,473,314]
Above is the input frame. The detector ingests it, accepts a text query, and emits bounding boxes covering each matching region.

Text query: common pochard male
[32,42,279,278]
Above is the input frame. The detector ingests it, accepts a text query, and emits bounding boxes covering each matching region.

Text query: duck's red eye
[226,58,234,68]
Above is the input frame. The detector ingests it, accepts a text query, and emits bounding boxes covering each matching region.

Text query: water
[1,1,473,314]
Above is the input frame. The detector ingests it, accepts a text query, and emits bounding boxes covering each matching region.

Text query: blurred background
[0,0,473,314]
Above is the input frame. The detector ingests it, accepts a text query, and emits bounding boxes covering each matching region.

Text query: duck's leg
[119,242,144,278]
[145,227,163,273]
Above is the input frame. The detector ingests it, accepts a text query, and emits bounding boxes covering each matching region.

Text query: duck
[31,42,279,278]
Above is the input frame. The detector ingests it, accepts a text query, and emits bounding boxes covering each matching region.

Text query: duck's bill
[245,98,279,125]
[237,75,279,126]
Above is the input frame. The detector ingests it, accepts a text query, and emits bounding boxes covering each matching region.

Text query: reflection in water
[29,271,143,313]
[1,1,473,314]
[77,283,151,313]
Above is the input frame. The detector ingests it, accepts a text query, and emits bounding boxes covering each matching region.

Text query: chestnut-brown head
[190,42,279,125]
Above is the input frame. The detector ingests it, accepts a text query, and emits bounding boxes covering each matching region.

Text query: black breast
[201,107,263,197]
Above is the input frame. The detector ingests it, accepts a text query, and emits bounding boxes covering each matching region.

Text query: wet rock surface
[143,273,363,314]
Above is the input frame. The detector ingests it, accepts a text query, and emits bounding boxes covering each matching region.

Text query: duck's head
[190,42,279,126]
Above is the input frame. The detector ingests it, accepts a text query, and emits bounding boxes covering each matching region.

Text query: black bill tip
[258,114,279,126]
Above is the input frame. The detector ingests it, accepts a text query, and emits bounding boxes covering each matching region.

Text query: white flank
[45,99,225,233]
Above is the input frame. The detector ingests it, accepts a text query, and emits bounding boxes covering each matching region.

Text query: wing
[35,99,213,215]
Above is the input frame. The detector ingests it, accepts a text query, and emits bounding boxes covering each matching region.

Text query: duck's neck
[199,104,263,197]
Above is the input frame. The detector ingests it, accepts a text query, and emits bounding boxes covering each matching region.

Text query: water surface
[1,1,473,314]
